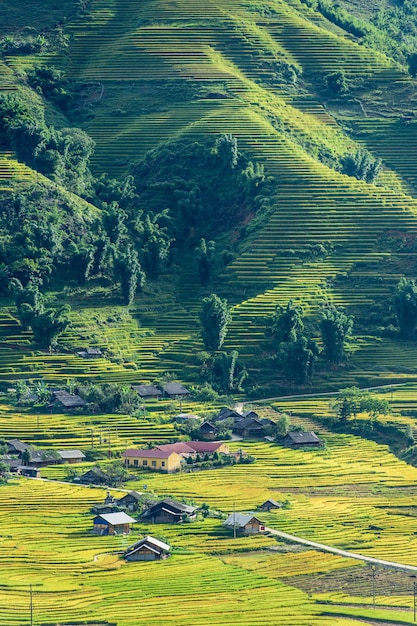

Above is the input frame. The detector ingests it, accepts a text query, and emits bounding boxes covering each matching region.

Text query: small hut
[93,512,136,535]
[124,536,170,561]
[224,513,265,535]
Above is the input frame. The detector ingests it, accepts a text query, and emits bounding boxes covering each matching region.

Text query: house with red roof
[122,448,182,473]
[122,441,230,473]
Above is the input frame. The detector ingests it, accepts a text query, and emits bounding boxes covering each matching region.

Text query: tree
[394,278,417,339]
[408,53,417,78]
[139,212,174,280]
[325,70,348,94]
[332,387,390,423]
[197,238,216,286]
[281,335,319,383]
[271,300,304,344]
[200,294,231,351]
[320,305,354,363]
[114,245,145,305]
[30,304,71,347]
[341,149,381,183]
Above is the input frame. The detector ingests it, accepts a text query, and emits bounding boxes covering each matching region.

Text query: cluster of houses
[122,441,230,473]
[90,492,285,561]
[1,439,87,478]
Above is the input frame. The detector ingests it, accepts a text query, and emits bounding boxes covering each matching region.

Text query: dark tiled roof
[162,383,190,395]
[131,385,162,397]
[53,390,86,408]
[233,418,264,431]
[286,431,320,444]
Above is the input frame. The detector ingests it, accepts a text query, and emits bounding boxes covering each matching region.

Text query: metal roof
[95,512,136,525]
[224,513,262,528]
[58,450,86,459]
[122,448,177,459]
[126,535,170,555]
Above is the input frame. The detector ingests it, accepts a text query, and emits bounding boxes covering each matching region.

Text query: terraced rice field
[0,478,404,626]
[1,430,417,624]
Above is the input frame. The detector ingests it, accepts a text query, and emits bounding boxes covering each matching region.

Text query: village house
[77,347,103,359]
[214,407,243,422]
[224,513,265,535]
[198,421,218,440]
[51,390,86,410]
[156,441,230,458]
[141,499,197,524]
[122,440,230,473]
[124,536,170,561]
[79,467,108,485]
[6,439,31,456]
[117,491,142,511]
[17,466,40,478]
[93,512,136,535]
[259,499,282,512]
[173,413,201,424]
[160,383,191,399]
[57,449,86,464]
[122,449,182,473]
[131,384,162,400]
[232,417,265,438]
[282,431,322,448]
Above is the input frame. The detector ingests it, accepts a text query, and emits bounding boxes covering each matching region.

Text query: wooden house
[17,466,40,478]
[259,499,282,512]
[232,417,265,438]
[122,448,182,473]
[241,410,260,420]
[141,499,196,524]
[131,384,162,400]
[198,421,218,440]
[79,467,108,485]
[117,491,142,511]
[6,439,31,456]
[124,536,170,561]
[57,449,86,464]
[52,390,86,410]
[93,512,136,535]
[160,383,190,399]
[214,407,243,422]
[173,413,201,424]
[282,431,322,448]
[224,513,265,535]
[77,347,103,358]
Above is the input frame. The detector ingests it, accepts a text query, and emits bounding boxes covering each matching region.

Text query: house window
[161,461,165,467]
[134,459,138,466]
[152,460,157,467]
[143,460,148,466]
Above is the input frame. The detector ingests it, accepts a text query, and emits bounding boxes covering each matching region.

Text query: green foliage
[325,71,348,95]
[200,294,231,352]
[78,382,142,414]
[394,277,417,339]
[320,305,354,363]
[280,335,319,384]
[132,135,266,243]
[114,245,145,305]
[271,300,304,344]
[331,386,390,422]
[13,281,71,347]
[341,149,382,183]
[197,238,216,287]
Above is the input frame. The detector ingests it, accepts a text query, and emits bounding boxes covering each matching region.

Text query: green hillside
[0,0,416,395]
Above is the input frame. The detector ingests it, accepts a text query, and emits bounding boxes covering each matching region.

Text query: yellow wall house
[122,448,182,473]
